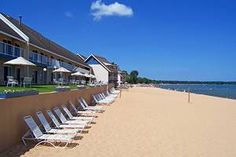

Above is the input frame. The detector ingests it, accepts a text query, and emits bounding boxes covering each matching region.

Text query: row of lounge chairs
[92,88,120,105]
[22,89,119,148]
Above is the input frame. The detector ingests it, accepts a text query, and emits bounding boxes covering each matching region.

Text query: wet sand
[2,87,236,157]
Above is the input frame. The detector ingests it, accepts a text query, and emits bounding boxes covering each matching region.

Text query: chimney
[19,15,22,26]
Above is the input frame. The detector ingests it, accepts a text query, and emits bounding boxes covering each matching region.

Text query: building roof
[77,54,87,61]
[85,54,118,73]
[0,13,89,68]
[0,19,24,41]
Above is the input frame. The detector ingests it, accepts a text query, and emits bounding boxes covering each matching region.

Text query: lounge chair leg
[35,141,57,148]
[22,138,27,146]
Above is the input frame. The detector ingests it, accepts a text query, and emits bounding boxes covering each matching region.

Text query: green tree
[129,70,139,84]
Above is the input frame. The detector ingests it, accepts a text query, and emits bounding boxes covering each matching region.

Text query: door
[16,68,21,83]
[4,67,8,82]
[33,71,38,84]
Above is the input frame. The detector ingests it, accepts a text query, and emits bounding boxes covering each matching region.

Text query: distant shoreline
[157,81,236,85]
[158,84,236,100]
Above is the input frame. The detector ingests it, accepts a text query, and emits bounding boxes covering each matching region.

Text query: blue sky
[1,0,236,81]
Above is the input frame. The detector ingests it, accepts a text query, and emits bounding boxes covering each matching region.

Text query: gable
[86,56,100,64]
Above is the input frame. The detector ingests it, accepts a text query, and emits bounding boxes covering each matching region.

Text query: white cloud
[64,11,73,18]
[91,0,134,20]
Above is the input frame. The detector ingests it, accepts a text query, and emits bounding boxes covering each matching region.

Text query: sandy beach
[2,87,236,157]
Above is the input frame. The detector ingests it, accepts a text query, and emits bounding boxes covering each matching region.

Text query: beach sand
[2,87,236,157]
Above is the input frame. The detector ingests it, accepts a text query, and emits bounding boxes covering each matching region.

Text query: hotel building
[0,13,90,85]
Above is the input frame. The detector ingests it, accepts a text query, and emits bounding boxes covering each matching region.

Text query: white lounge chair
[22,115,74,148]
[110,87,120,94]
[69,101,97,116]
[53,107,89,126]
[92,94,111,105]
[36,111,79,135]
[79,98,104,112]
[100,93,115,102]
[47,110,85,130]
[61,106,95,123]
[106,90,118,98]
[96,94,113,103]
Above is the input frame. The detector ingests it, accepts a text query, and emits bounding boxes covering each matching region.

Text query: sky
[1,0,236,81]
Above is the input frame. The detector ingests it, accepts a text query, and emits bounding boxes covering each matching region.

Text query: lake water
[159,84,236,99]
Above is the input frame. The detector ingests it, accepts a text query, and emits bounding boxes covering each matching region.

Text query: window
[3,40,12,55]
[0,42,3,53]
[14,43,20,57]
[32,50,38,62]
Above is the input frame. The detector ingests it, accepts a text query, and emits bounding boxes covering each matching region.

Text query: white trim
[77,54,85,60]
[29,43,90,69]
[0,31,26,43]
[85,54,111,72]
[0,13,29,42]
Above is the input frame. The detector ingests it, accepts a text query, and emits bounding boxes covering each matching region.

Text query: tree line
[124,70,236,85]
[124,70,159,84]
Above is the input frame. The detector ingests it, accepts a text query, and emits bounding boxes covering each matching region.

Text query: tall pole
[188,88,191,103]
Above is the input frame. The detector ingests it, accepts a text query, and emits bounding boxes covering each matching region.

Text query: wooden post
[188,90,191,103]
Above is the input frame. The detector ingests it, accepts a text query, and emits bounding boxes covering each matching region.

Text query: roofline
[0,13,29,42]
[85,54,111,72]
[0,31,27,43]
[0,30,89,69]
[77,54,85,60]
[0,13,90,70]
[29,43,91,69]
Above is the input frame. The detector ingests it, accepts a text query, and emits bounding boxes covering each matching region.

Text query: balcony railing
[60,62,75,71]
[0,41,24,58]
[29,51,52,66]
[29,51,76,71]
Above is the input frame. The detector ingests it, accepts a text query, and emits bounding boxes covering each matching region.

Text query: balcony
[29,51,50,66]
[0,41,24,58]
[29,51,77,71]
[59,62,76,71]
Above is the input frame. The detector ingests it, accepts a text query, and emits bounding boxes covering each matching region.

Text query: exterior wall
[89,64,109,83]
[0,85,113,153]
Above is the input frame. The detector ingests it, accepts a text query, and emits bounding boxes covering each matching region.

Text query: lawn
[0,85,79,93]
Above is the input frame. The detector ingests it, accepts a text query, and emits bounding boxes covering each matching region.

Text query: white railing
[60,62,76,71]
[29,51,77,71]
[29,51,51,65]
[0,41,24,57]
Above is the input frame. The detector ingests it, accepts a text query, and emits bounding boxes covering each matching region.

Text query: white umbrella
[84,73,91,78]
[53,67,71,73]
[90,74,96,78]
[71,71,85,76]
[84,73,96,78]
[4,57,36,66]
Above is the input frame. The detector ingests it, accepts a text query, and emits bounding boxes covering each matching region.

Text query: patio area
[0,84,80,93]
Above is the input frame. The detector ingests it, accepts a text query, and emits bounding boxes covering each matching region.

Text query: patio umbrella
[53,67,71,73]
[4,57,36,66]
[84,73,91,78]
[89,74,96,78]
[53,67,71,85]
[4,57,36,80]
[71,71,85,76]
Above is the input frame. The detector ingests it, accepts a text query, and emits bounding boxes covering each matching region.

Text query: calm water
[159,84,236,99]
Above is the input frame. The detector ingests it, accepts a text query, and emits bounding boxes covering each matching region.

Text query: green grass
[0,84,79,93]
